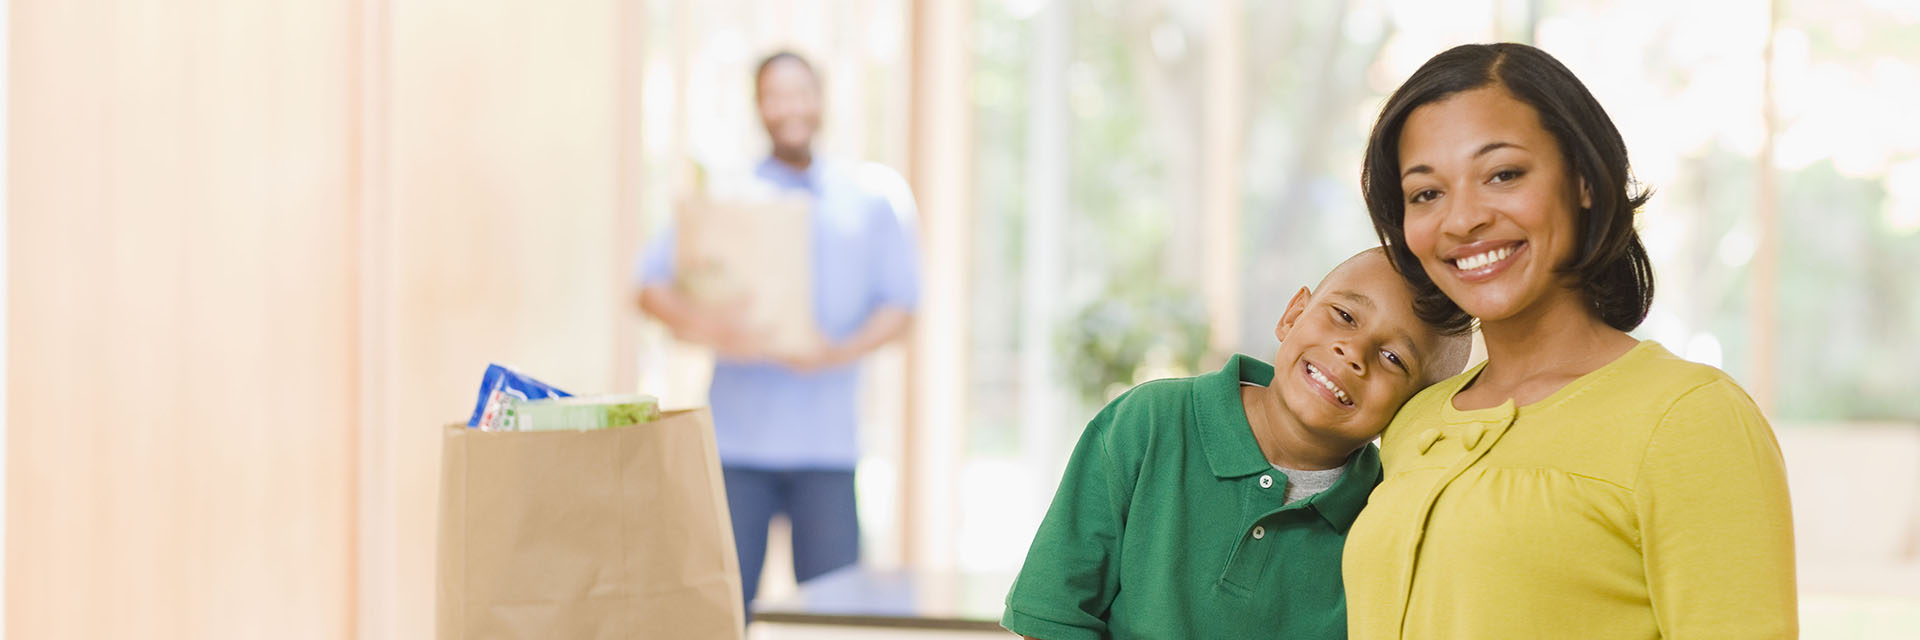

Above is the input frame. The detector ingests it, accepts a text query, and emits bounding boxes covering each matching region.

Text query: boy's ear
[1275,286,1313,341]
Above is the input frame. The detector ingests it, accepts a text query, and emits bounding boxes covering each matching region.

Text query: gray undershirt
[1272,461,1347,505]
[1243,381,1349,504]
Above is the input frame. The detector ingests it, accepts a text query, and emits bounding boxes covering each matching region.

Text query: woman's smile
[1443,240,1527,282]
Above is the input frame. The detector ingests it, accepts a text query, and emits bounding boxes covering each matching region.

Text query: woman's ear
[1276,286,1313,341]
[1579,177,1593,210]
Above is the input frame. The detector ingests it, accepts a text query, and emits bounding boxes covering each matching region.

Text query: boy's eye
[1334,307,1355,326]
[1382,350,1407,372]
[1408,188,1440,204]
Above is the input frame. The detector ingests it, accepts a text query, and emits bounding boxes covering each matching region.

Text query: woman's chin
[1442,288,1527,324]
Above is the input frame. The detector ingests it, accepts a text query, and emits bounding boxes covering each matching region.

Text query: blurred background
[7,0,1919,638]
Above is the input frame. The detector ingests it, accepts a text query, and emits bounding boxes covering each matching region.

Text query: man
[633,51,920,613]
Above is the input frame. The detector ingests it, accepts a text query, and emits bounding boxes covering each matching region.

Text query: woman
[1343,43,1796,638]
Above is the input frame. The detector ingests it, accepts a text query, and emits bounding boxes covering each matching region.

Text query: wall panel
[7,1,359,637]
[370,0,630,636]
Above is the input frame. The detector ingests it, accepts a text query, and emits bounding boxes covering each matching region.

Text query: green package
[506,394,662,431]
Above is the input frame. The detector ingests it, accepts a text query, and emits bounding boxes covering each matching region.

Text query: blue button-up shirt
[636,157,921,469]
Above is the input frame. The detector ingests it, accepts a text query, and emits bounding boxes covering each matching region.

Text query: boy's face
[1271,251,1448,444]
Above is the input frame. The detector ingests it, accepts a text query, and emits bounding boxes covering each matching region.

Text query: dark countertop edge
[751,611,1007,633]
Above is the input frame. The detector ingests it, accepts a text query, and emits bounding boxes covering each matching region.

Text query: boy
[1002,248,1472,640]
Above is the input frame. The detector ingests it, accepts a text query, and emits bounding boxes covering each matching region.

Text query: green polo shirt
[1002,354,1382,640]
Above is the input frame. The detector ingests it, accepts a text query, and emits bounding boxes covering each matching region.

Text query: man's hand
[775,342,855,373]
[705,318,770,361]
[772,306,912,372]
[638,286,769,360]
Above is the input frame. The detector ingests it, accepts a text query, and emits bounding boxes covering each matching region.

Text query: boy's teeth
[1307,364,1351,405]
[1455,245,1515,271]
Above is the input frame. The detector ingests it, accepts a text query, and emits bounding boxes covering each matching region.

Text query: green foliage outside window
[1057,280,1211,407]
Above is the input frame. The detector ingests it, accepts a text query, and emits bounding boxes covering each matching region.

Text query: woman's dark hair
[1362,43,1654,333]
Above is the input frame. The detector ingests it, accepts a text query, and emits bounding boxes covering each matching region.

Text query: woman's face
[1396,85,1590,325]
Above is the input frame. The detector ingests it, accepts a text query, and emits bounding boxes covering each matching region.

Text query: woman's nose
[1440,188,1493,238]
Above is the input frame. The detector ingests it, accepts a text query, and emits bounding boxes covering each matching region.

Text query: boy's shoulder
[1101,354,1265,422]
[1092,356,1268,464]
[1107,375,1200,411]
[1089,376,1202,446]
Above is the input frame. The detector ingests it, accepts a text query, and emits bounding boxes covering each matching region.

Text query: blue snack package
[467,364,572,428]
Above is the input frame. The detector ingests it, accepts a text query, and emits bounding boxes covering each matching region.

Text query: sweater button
[1417,428,1444,453]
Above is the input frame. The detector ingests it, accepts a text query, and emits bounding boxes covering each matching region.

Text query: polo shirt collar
[1193,354,1278,479]
[1301,444,1380,533]
[1193,353,1381,533]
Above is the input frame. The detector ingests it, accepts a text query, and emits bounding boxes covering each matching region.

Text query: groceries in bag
[504,394,662,431]
[467,363,572,429]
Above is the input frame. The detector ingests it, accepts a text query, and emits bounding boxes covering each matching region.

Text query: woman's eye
[1408,189,1439,204]
[1490,169,1523,183]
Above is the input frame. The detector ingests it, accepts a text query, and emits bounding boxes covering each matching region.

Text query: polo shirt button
[1259,474,1274,488]
[1252,525,1266,540]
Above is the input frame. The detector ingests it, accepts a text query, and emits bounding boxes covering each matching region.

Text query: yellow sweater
[1344,341,1796,638]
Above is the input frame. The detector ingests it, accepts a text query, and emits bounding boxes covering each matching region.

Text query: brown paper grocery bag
[437,409,745,639]
[674,194,825,358]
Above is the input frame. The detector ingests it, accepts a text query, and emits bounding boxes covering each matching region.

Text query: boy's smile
[1302,361,1353,408]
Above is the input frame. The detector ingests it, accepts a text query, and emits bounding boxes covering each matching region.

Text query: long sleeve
[868,194,921,312]
[1002,407,1132,640]
[1636,379,1797,638]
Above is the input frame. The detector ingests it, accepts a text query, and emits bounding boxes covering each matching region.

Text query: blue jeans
[723,467,860,612]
